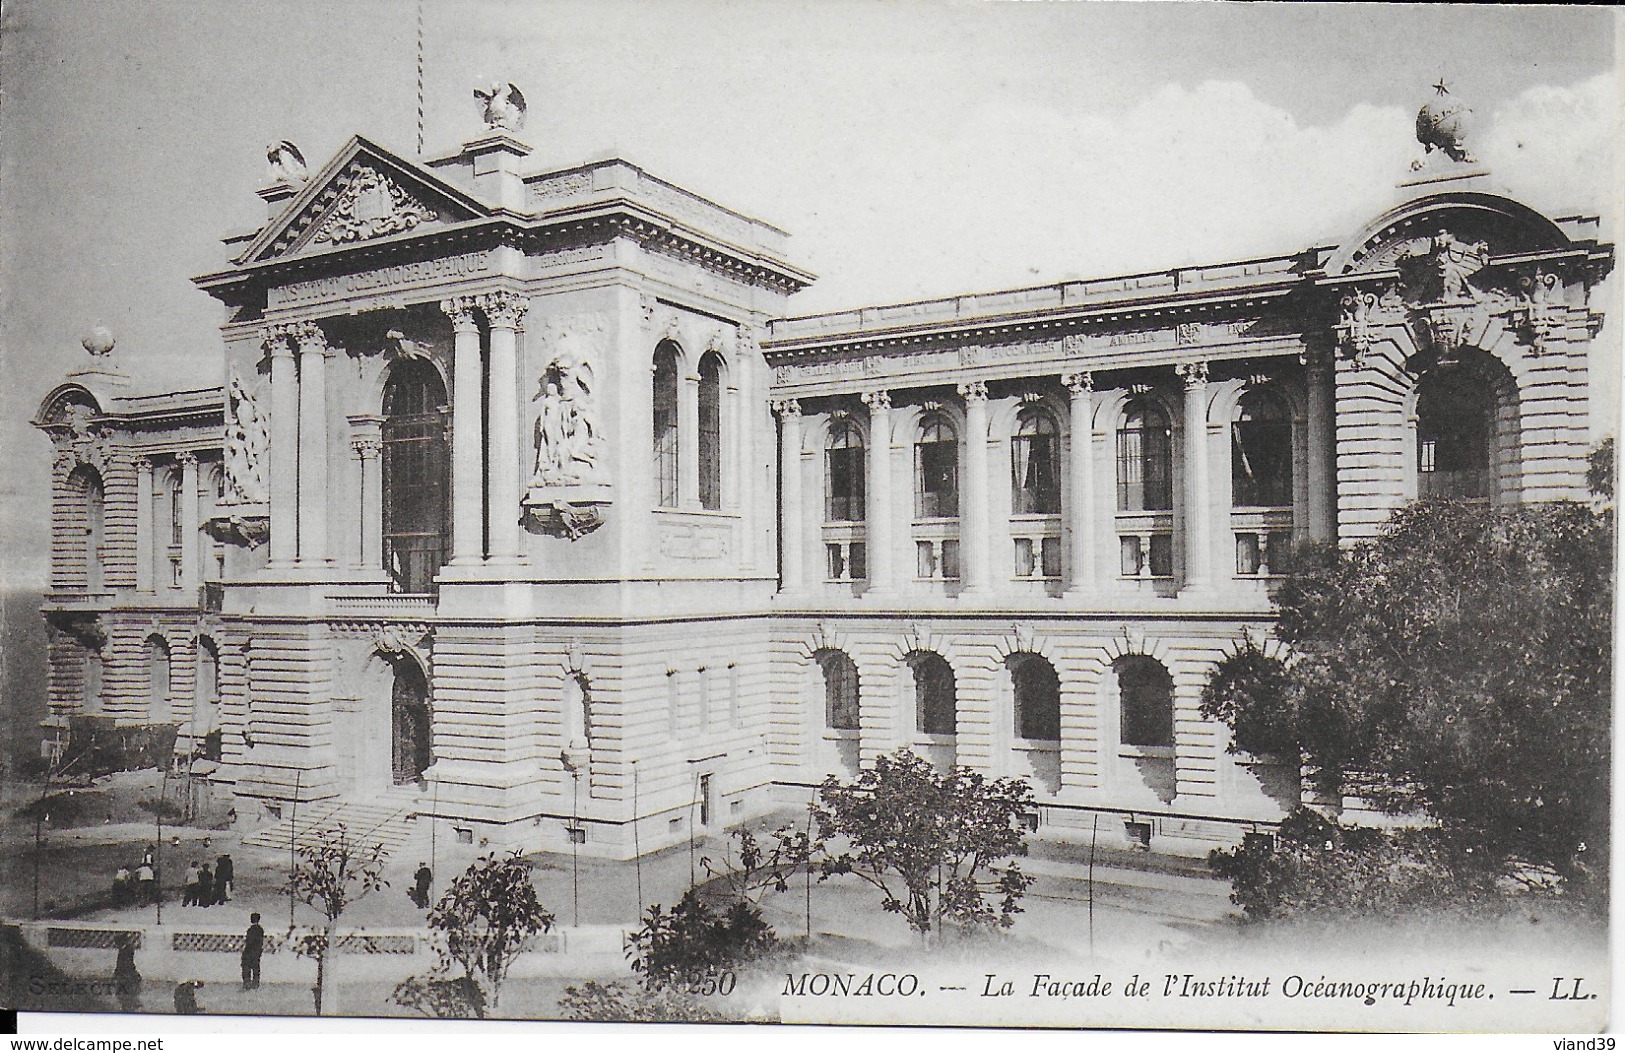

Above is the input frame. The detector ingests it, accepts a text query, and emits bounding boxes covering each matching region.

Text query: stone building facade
[34,98,1614,858]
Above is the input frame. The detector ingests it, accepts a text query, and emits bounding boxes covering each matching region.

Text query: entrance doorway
[391,657,432,786]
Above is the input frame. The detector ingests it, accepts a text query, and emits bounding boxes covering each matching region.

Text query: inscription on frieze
[269,253,490,309]
[659,520,730,560]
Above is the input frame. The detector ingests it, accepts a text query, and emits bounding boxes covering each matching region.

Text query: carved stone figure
[1424,228,1491,302]
[266,140,308,185]
[312,167,436,245]
[531,350,601,486]
[474,82,527,132]
[1414,80,1476,165]
[224,372,270,504]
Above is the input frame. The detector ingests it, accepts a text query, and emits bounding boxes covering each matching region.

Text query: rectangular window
[1015,537,1036,577]
[1040,535,1061,578]
[1266,531,1292,575]
[848,542,867,580]
[916,540,937,579]
[698,773,714,827]
[940,539,961,580]
[916,443,958,518]
[826,446,865,522]
[1236,533,1261,575]
[1120,535,1143,577]
[827,543,847,580]
[1148,534,1174,577]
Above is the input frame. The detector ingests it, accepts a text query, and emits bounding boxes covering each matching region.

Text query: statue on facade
[224,372,270,504]
[531,351,601,487]
[266,140,308,185]
[474,82,527,132]
[1424,228,1491,302]
[1414,79,1476,166]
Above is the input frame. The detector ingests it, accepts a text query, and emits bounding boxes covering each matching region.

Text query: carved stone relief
[524,314,613,537]
[312,167,437,245]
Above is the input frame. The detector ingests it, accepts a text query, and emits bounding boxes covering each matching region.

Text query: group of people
[110,846,159,906]
[111,911,266,1015]
[180,854,234,907]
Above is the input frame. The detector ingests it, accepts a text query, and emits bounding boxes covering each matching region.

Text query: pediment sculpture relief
[312,166,437,245]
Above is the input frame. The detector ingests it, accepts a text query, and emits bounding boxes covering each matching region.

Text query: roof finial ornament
[474,82,527,132]
[81,325,116,358]
[1413,76,1476,168]
[266,140,308,185]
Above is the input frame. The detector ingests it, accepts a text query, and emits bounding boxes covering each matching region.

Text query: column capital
[176,451,199,468]
[440,295,482,332]
[131,454,154,473]
[771,398,802,419]
[860,389,892,412]
[261,328,295,357]
[1176,360,1209,389]
[958,380,989,404]
[351,436,383,459]
[1062,370,1094,395]
[479,289,530,330]
[290,320,328,354]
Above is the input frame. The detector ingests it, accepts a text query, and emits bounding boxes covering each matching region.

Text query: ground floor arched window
[1416,366,1497,502]
[390,656,432,785]
[818,649,860,731]
[1116,655,1173,748]
[909,652,957,737]
[1009,652,1060,741]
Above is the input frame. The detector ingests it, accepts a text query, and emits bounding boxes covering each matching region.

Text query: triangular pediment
[238,136,491,265]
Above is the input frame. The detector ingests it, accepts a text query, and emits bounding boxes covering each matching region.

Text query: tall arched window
[1011,408,1061,514]
[653,342,681,508]
[909,652,956,737]
[826,419,866,522]
[1232,390,1293,507]
[698,351,723,510]
[195,637,222,760]
[1116,655,1173,748]
[1009,653,1061,741]
[916,415,959,518]
[146,636,172,721]
[817,649,860,731]
[65,467,105,589]
[391,655,432,785]
[1416,369,1494,501]
[382,360,450,593]
[1117,402,1173,511]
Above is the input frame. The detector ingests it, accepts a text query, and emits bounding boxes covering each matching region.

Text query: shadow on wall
[3,587,47,777]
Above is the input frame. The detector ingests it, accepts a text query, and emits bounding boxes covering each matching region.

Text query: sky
[0,1,1620,716]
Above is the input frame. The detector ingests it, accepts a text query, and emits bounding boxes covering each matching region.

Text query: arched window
[1009,653,1061,741]
[1232,390,1293,507]
[195,637,222,760]
[1011,409,1061,514]
[564,672,593,748]
[146,636,172,720]
[826,419,866,522]
[1416,369,1494,501]
[653,342,681,508]
[391,656,432,785]
[382,360,451,593]
[698,351,724,510]
[916,415,959,518]
[909,652,956,737]
[65,467,105,589]
[1117,656,1173,748]
[1117,401,1173,511]
[817,649,860,731]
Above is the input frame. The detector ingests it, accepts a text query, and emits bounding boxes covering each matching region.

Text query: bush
[629,890,777,990]
[1209,808,1501,921]
[558,979,729,1023]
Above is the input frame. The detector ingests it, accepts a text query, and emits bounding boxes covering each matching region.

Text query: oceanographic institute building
[33,87,1614,859]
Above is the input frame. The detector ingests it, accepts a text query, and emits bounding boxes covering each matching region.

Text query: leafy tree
[284,824,389,1016]
[812,749,1035,943]
[1204,498,1612,905]
[629,891,777,991]
[394,852,555,1017]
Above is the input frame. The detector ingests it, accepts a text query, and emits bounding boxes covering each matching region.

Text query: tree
[812,750,1035,943]
[284,824,388,1016]
[1204,496,1612,906]
[415,852,554,1015]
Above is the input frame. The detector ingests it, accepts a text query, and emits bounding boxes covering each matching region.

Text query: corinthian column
[133,456,154,592]
[265,330,298,566]
[773,400,804,594]
[178,453,200,590]
[1178,360,1213,592]
[294,322,331,565]
[442,297,484,564]
[481,291,529,563]
[958,381,991,593]
[861,390,894,594]
[1062,371,1094,596]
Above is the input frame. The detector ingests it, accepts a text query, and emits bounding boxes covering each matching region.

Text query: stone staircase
[241,796,425,860]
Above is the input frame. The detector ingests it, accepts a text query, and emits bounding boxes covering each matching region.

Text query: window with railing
[1117,400,1175,584]
[653,342,681,508]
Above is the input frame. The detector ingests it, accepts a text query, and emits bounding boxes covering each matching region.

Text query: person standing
[113,933,141,1012]
[197,863,214,910]
[181,861,200,907]
[241,913,264,991]
[215,854,234,904]
[411,863,433,909]
[111,865,132,907]
[134,860,156,904]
